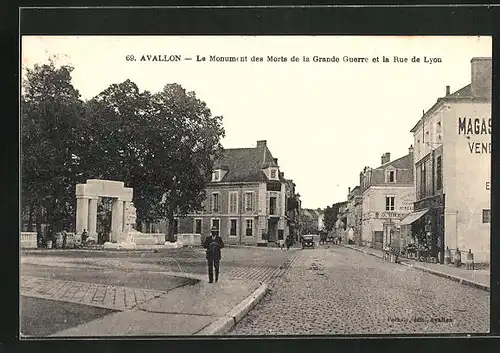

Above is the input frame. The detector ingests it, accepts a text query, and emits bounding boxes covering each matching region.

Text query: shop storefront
[400,194,445,262]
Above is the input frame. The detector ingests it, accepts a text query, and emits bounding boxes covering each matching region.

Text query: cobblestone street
[21,247,299,285]
[229,245,490,335]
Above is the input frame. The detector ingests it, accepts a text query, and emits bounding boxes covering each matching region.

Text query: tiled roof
[411,84,480,132]
[448,84,472,98]
[377,153,412,170]
[211,145,279,183]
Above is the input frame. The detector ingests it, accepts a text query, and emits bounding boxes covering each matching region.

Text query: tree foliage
[21,62,225,238]
[21,61,85,232]
[324,203,343,231]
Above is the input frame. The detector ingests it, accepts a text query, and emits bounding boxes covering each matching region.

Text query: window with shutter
[482,209,491,223]
[385,196,395,211]
[229,192,238,214]
[246,219,253,236]
[245,192,254,212]
[211,193,220,213]
[230,219,237,236]
[194,219,202,234]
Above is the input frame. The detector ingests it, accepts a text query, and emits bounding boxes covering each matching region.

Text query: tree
[81,80,158,228]
[143,84,225,241]
[83,81,225,241]
[21,60,85,233]
[324,202,344,232]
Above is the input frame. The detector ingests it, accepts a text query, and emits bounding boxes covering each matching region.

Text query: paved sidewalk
[343,244,490,291]
[21,276,165,311]
[51,278,263,336]
[21,274,265,337]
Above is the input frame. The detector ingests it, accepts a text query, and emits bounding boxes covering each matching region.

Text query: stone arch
[75,179,133,242]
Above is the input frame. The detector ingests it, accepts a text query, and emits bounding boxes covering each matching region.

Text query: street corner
[196,281,268,336]
[20,295,119,338]
[138,276,263,318]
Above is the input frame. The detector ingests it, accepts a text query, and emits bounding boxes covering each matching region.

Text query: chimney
[446,85,450,96]
[348,187,351,195]
[257,140,267,148]
[470,57,492,98]
[273,158,278,165]
[381,152,391,165]
[408,145,414,154]
[359,172,363,185]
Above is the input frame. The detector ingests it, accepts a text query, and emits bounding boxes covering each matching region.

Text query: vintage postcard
[20,35,491,337]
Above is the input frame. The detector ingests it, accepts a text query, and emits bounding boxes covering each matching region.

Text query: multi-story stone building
[406,57,491,264]
[175,140,296,245]
[359,149,415,250]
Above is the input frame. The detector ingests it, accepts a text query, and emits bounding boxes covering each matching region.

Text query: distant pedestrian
[81,229,88,244]
[286,236,292,250]
[203,227,225,283]
[62,229,68,249]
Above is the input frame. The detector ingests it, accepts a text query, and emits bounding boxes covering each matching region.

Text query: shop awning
[399,209,429,226]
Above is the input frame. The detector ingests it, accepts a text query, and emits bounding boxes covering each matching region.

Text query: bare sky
[21,36,492,209]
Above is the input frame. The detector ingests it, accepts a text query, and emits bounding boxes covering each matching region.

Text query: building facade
[175,140,296,245]
[300,209,322,235]
[406,57,491,263]
[359,149,415,250]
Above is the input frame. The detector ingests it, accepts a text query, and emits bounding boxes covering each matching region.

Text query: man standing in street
[203,227,225,283]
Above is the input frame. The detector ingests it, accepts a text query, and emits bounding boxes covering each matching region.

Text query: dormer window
[212,170,220,182]
[389,171,395,182]
[386,169,396,183]
[270,169,277,179]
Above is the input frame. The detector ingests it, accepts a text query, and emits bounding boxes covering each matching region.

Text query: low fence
[21,231,204,249]
[176,233,202,246]
[20,232,37,249]
[131,233,202,246]
[54,232,77,248]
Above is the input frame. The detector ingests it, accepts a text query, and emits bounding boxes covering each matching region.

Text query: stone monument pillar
[87,197,99,240]
[76,197,89,235]
[76,179,133,242]
[111,198,124,242]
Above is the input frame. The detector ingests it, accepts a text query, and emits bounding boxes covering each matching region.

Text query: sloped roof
[411,84,477,132]
[448,84,472,98]
[211,145,279,183]
[351,186,360,194]
[377,153,412,170]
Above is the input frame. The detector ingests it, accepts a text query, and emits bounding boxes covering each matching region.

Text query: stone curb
[399,261,490,292]
[343,245,382,259]
[195,282,268,335]
[342,245,490,292]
